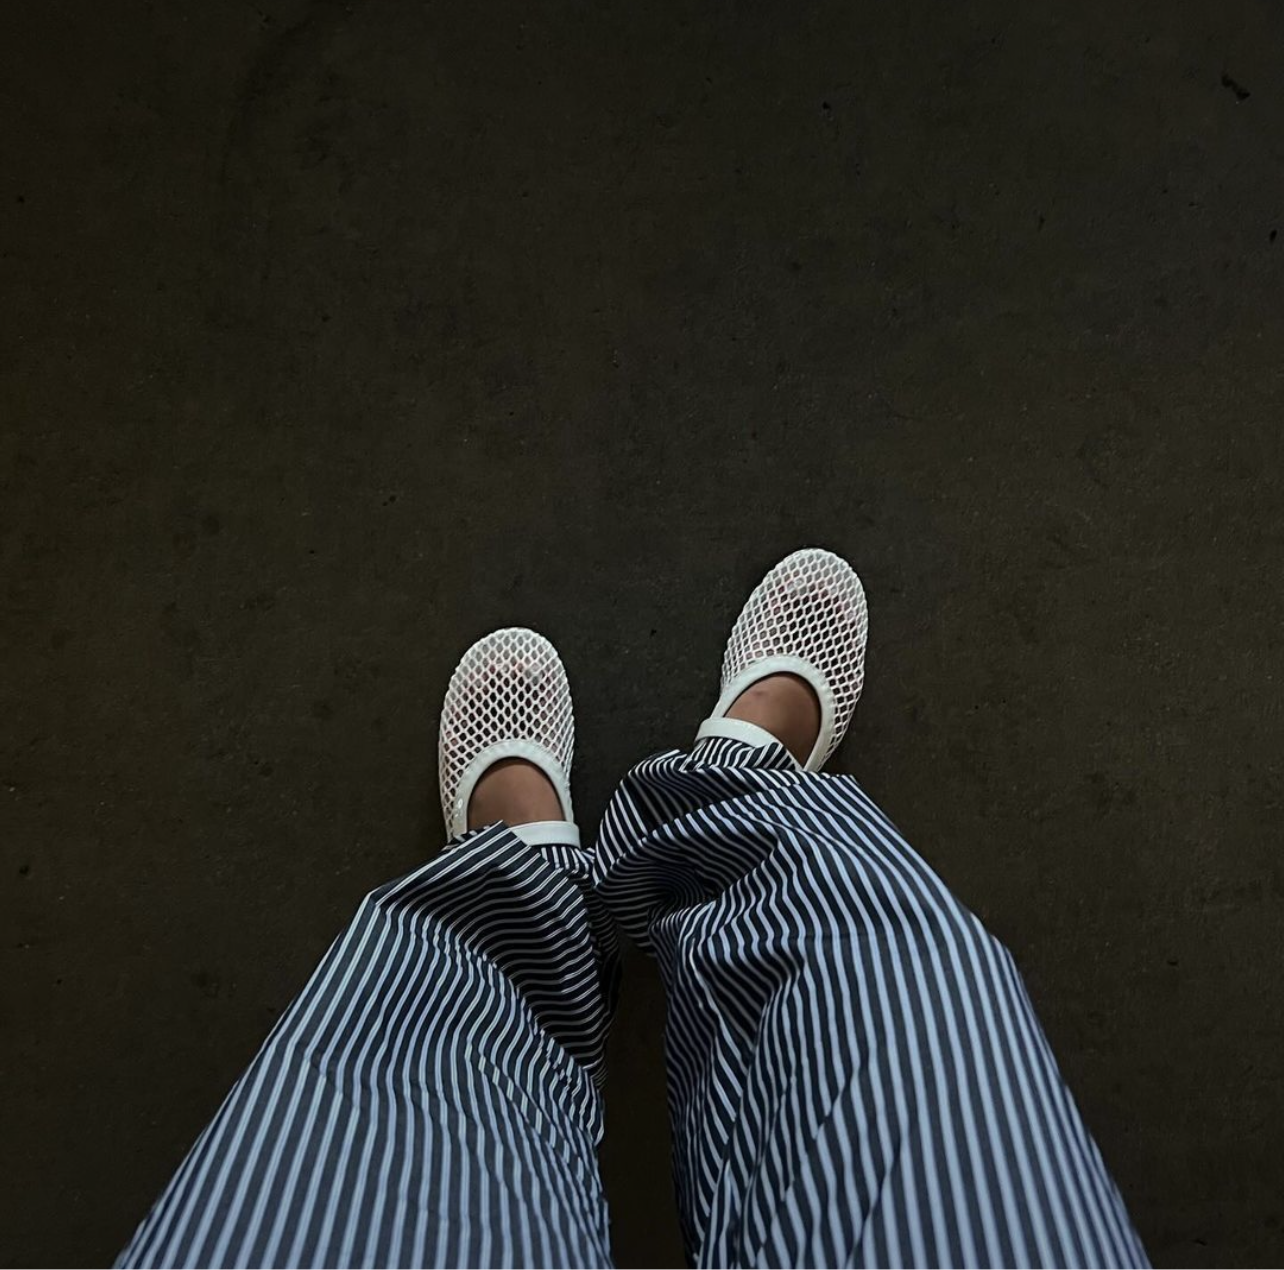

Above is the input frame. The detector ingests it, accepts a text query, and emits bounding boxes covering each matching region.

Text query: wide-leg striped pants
[118,735,1148,1269]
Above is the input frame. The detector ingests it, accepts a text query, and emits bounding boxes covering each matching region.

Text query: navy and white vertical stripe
[596,735,1147,1267]
[118,829,617,1268]
[119,735,1147,1269]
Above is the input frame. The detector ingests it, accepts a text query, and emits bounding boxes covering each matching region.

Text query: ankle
[467,759,563,831]
[724,674,820,765]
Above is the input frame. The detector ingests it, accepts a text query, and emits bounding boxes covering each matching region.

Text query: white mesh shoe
[696,547,868,771]
[438,627,579,848]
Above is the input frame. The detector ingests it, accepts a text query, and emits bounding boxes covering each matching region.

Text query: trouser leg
[595,735,1147,1269]
[118,823,618,1269]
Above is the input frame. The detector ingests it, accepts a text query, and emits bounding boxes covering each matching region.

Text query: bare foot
[725,673,821,765]
[467,758,562,830]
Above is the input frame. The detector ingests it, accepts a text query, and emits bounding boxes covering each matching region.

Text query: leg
[119,822,616,1269]
[597,547,1146,1268]
[595,733,1146,1268]
[120,627,617,1268]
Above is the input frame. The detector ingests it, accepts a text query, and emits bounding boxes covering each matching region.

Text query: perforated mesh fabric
[721,547,868,767]
[438,627,574,832]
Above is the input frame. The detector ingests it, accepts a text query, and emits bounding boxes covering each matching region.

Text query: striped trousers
[118,735,1147,1269]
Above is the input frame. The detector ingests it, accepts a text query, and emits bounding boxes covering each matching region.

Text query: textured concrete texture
[3,0,1282,1265]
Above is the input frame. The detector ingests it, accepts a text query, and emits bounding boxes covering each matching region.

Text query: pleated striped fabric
[595,735,1147,1268]
[118,735,1147,1269]
[118,825,617,1269]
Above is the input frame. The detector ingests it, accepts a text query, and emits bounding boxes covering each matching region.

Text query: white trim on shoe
[438,627,580,846]
[698,652,835,772]
[694,547,868,774]
[448,737,578,843]
[694,715,806,768]
[507,819,581,848]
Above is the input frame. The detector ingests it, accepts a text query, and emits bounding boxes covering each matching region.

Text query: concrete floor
[3,0,1282,1264]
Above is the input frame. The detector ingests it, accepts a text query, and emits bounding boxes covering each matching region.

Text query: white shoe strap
[694,717,803,768]
[508,819,581,848]
[705,653,835,772]
[450,738,576,839]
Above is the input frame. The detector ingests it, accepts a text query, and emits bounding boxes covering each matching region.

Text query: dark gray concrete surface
[3,0,1282,1264]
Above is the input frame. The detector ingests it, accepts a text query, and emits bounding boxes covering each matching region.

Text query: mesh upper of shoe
[722,547,868,766]
[438,628,574,831]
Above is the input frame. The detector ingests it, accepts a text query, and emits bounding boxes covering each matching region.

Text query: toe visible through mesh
[438,628,574,830]
[722,548,868,766]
